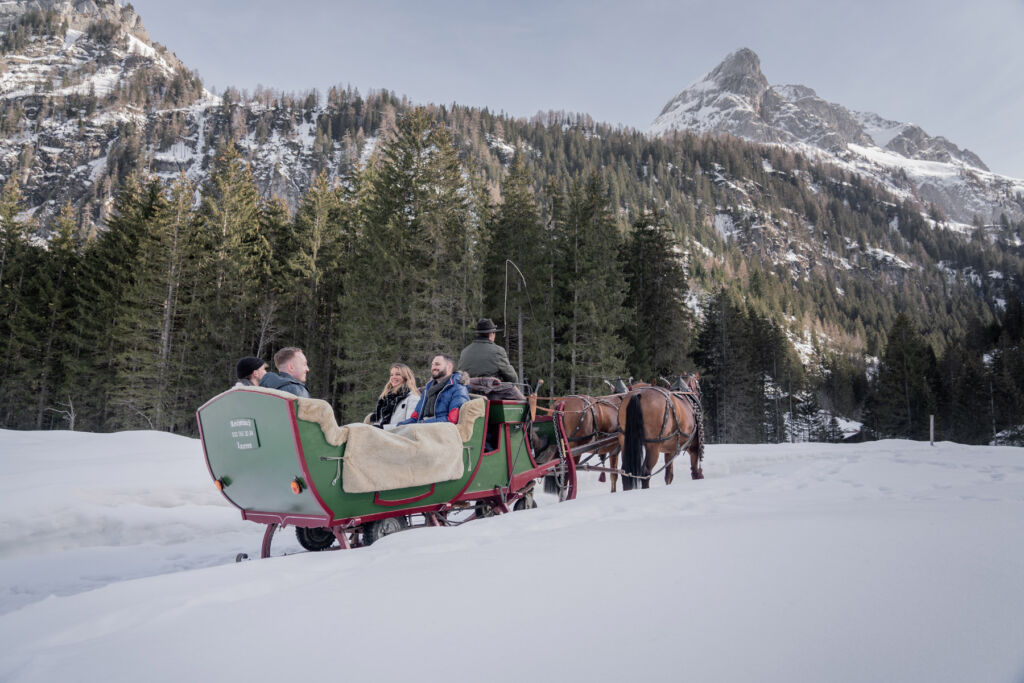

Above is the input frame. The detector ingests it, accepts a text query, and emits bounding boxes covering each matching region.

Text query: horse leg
[690,415,704,480]
[609,449,619,493]
[642,446,658,490]
[665,448,675,486]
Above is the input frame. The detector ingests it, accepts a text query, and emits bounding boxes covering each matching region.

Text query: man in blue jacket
[399,354,470,425]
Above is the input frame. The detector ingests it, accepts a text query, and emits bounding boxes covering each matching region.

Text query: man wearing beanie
[234,356,267,387]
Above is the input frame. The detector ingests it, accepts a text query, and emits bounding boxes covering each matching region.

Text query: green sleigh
[197,386,577,557]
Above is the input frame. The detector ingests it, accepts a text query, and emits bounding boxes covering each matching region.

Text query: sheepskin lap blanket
[335,422,464,493]
[292,396,486,493]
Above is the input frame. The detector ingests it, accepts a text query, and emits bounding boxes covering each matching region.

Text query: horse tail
[622,393,645,490]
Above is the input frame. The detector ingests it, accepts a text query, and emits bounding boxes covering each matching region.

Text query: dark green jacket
[458,339,518,384]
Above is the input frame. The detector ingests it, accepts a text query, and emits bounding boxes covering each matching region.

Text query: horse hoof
[691,469,704,480]
[598,473,606,482]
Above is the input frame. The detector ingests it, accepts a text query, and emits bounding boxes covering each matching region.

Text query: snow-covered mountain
[0,0,362,229]
[1,3,1019,334]
[650,48,1024,226]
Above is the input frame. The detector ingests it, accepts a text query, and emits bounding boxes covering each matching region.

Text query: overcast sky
[126,0,1024,178]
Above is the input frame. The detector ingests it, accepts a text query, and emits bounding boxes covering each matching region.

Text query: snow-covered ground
[1,429,1022,682]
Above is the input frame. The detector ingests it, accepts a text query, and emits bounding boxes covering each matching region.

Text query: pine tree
[555,172,626,393]
[190,142,265,395]
[29,203,80,428]
[286,171,350,402]
[864,314,937,439]
[989,313,1024,440]
[0,175,33,426]
[934,339,990,444]
[748,313,799,443]
[691,289,761,443]
[340,108,477,418]
[539,179,568,394]
[65,176,160,430]
[0,175,25,291]
[108,176,197,432]
[621,209,693,381]
[253,196,295,357]
[481,152,546,384]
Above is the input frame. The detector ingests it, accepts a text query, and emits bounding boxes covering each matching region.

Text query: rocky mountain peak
[650,48,1022,224]
[0,0,148,39]
[705,47,768,99]
[0,0,207,229]
[657,47,767,119]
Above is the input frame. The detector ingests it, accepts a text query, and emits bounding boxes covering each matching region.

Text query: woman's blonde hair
[379,363,418,399]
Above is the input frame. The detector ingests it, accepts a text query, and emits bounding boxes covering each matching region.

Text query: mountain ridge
[1,2,1024,440]
[0,2,1020,347]
[649,47,1021,225]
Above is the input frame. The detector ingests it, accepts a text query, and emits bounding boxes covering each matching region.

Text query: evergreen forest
[3,94,1024,445]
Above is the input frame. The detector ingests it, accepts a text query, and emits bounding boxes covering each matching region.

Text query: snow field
[0,430,1022,682]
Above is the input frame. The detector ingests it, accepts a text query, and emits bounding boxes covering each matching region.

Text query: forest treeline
[2,107,1023,444]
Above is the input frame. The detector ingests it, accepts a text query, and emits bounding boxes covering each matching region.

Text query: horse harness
[635,385,702,448]
[621,385,705,481]
[558,395,621,444]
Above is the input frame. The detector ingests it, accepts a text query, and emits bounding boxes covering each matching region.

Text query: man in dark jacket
[458,318,518,384]
[399,354,470,425]
[259,347,311,398]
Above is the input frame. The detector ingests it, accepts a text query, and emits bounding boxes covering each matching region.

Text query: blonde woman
[371,363,420,431]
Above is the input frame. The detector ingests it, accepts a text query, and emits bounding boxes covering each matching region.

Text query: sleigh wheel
[513,492,537,510]
[295,526,336,551]
[363,516,408,545]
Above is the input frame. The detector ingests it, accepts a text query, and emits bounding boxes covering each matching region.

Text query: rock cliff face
[0,1,193,225]
[0,0,146,35]
[650,48,1023,225]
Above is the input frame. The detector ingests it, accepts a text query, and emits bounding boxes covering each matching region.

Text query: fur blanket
[336,422,465,493]
[297,394,486,493]
[226,387,487,493]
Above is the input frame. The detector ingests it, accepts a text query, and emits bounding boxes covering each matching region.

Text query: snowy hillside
[1,429,1022,682]
[650,48,1024,226]
[0,0,370,226]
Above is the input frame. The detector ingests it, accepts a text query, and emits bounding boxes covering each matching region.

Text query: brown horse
[541,394,624,494]
[587,393,626,491]
[617,377,704,491]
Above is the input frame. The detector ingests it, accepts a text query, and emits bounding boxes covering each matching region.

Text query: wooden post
[930,415,935,446]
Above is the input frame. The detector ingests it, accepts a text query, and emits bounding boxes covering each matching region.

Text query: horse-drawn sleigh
[197,386,578,558]
[197,375,704,558]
